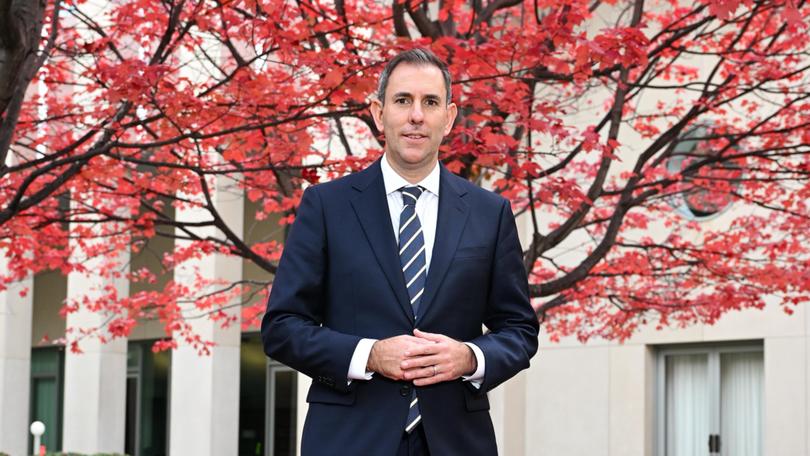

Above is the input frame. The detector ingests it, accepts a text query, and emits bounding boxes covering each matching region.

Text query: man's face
[370,63,457,174]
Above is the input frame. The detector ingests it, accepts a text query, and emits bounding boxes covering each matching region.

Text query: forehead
[384,63,446,101]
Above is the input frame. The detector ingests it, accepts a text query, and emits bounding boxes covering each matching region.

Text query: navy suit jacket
[261,159,539,455]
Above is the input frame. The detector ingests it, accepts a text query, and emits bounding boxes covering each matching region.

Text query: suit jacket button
[400,385,411,397]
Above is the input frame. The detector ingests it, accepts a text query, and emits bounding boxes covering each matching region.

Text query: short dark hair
[376,48,452,105]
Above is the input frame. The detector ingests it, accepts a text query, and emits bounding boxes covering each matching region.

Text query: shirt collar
[380,153,440,197]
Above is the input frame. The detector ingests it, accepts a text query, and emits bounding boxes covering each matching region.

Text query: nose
[409,103,424,124]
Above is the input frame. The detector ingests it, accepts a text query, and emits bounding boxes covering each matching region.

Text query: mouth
[402,133,428,141]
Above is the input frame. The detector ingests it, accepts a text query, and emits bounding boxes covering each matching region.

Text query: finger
[411,336,436,344]
[413,328,445,342]
[404,342,441,357]
[399,335,434,345]
[403,366,434,380]
[401,354,441,370]
[413,374,443,386]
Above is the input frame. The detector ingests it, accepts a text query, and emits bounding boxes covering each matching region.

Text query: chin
[402,150,436,163]
[405,153,431,164]
[397,150,431,164]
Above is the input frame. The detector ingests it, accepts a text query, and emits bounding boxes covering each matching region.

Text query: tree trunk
[0,0,46,165]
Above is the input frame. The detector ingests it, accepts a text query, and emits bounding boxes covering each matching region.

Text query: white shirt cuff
[347,338,377,384]
[462,342,485,389]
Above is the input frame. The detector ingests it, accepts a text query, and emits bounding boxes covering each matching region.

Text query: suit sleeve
[469,198,539,393]
[261,186,361,393]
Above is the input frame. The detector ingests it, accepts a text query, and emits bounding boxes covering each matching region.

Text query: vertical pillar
[503,372,528,455]
[61,247,129,453]
[169,173,243,456]
[0,255,33,456]
[488,379,506,451]
[608,345,652,456]
[296,373,311,456]
[490,371,527,456]
[765,336,807,455]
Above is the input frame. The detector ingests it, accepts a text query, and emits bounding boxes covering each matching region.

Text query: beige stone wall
[508,303,808,456]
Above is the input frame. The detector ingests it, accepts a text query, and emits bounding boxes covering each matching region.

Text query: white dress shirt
[347,154,485,387]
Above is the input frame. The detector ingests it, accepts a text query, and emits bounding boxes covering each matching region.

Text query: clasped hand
[366,329,476,386]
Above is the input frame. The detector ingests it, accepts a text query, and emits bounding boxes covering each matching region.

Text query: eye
[394,97,410,104]
[425,99,439,106]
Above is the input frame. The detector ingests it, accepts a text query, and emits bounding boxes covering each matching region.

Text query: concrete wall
[509,302,808,456]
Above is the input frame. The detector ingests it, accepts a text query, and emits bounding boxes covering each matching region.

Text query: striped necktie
[399,185,426,433]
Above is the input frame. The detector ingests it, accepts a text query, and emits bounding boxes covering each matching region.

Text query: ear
[370,98,384,132]
[443,102,458,136]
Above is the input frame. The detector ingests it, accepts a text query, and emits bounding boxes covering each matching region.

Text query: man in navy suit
[262,48,539,455]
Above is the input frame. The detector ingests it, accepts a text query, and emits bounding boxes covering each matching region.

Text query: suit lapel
[349,160,415,321]
[418,164,469,323]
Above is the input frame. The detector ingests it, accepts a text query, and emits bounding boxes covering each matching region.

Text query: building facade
[0,191,804,456]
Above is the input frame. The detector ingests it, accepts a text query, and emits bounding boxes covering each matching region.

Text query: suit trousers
[396,424,431,456]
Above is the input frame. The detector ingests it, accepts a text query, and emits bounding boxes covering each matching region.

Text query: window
[29,347,64,454]
[125,341,170,456]
[266,363,297,456]
[667,125,742,220]
[240,335,267,455]
[239,334,298,456]
[656,343,763,456]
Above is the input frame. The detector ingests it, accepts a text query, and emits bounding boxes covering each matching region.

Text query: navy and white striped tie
[399,185,426,434]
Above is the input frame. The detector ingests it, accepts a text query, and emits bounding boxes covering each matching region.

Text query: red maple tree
[1,0,809,351]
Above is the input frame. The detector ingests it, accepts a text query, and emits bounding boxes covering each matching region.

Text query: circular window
[666,125,742,220]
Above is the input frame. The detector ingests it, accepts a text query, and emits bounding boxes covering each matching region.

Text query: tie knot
[400,186,423,206]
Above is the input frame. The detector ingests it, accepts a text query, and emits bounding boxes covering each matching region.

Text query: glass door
[29,348,64,454]
[238,334,298,456]
[664,353,710,456]
[265,363,297,456]
[125,341,170,456]
[719,352,763,456]
[657,344,763,456]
